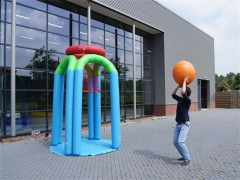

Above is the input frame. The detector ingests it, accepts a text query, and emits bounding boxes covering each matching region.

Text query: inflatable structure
[50,45,121,156]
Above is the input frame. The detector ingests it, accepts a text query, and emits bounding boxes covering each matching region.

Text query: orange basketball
[172,60,196,85]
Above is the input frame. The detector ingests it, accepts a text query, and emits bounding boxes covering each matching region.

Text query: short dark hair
[186,86,192,97]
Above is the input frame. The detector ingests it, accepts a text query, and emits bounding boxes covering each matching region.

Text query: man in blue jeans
[171,76,191,166]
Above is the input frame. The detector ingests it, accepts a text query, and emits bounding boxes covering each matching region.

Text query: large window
[0,0,154,138]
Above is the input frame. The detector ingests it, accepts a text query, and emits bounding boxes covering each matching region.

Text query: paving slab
[0,108,239,180]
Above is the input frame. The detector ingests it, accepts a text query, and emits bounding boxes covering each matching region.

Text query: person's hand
[183,75,189,82]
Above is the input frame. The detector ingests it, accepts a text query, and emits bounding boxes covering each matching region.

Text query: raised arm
[172,85,181,95]
[181,76,189,94]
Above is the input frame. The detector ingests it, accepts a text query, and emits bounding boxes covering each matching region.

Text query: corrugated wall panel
[93,0,215,105]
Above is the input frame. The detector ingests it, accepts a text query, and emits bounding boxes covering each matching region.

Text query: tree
[232,73,240,90]
[25,46,57,89]
[215,74,224,91]
[101,57,129,78]
[218,80,230,92]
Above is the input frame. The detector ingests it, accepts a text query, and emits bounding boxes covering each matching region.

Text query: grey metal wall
[92,0,215,105]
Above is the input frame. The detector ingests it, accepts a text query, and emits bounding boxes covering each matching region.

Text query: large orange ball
[172,60,196,85]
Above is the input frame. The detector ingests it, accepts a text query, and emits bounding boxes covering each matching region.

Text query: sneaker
[181,160,190,166]
[177,158,184,161]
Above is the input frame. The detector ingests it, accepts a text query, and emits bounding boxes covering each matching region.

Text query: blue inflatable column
[58,75,64,144]
[110,72,121,149]
[65,69,75,155]
[72,69,83,155]
[88,76,94,139]
[94,76,101,140]
[51,73,62,146]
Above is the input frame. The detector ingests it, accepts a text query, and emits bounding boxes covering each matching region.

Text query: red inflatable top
[66,45,106,56]
[73,54,85,59]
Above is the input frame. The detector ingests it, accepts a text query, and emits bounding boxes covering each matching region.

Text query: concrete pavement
[0,108,239,180]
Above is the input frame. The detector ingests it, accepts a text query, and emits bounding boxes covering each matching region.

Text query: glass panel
[82,92,88,107]
[1,0,5,21]
[91,27,104,45]
[91,12,104,29]
[126,79,133,91]
[135,30,141,41]
[6,24,11,45]
[117,35,124,49]
[143,55,153,68]
[16,4,46,30]
[126,105,134,119]
[105,17,124,35]
[143,67,152,79]
[48,53,65,71]
[80,39,87,45]
[16,70,47,89]
[125,92,133,105]
[4,90,48,112]
[125,37,132,51]
[135,40,141,53]
[5,46,11,67]
[136,79,142,91]
[116,63,125,78]
[135,53,142,66]
[120,106,125,120]
[48,14,69,36]
[125,25,132,38]
[135,66,142,79]
[91,42,104,49]
[119,80,125,92]
[120,92,125,106]
[17,0,46,11]
[125,51,133,65]
[0,45,3,66]
[0,22,4,43]
[72,21,79,38]
[48,33,69,53]
[80,15,87,24]
[136,92,142,104]
[48,5,74,19]
[80,23,87,41]
[16,26,46,49]
[105,31,115,47]
[6,1,11,22]
[105,46,115,61]
[72,38,79,46]
[105,24,115,33]
[91,19,104,29]
[125,64,133,78]
[3,110,45,135]
[82,107,88,125]
[117,49,124,64]
[16,47,44,69]
[143,43,153,55]
[136,105,142,118]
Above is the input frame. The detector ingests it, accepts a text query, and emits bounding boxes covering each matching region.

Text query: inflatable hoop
[66,45,106,57]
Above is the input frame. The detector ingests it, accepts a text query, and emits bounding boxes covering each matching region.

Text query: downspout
[11,0,16,136]
[132,22,136,118]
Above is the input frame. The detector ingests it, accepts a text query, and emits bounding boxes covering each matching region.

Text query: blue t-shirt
[172,93,191,123]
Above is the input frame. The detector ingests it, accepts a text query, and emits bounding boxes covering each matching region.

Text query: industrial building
[0,0,215,138]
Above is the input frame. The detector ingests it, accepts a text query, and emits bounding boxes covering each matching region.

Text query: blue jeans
[173,123,190,161]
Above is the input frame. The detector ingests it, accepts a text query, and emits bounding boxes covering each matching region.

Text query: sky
[156,0,240,76]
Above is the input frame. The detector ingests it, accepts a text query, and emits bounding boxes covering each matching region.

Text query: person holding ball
[171,76,191,166]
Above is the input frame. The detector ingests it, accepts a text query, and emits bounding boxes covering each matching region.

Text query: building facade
[0,0,215,138]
